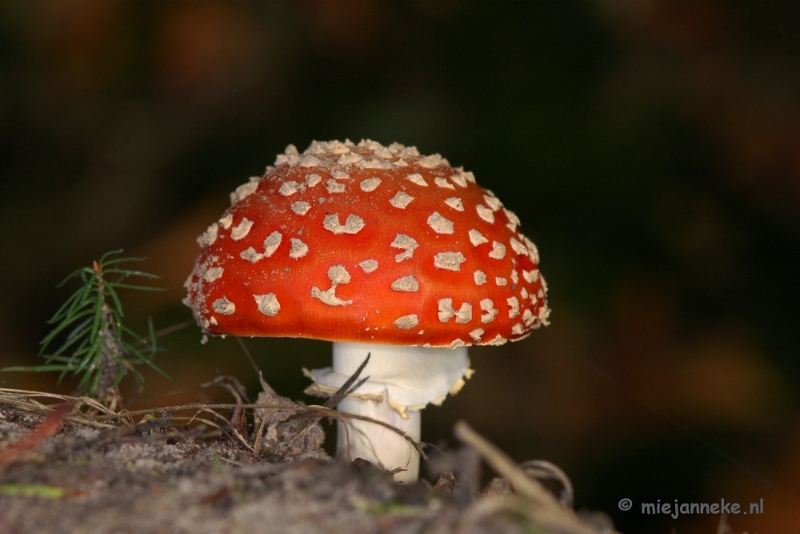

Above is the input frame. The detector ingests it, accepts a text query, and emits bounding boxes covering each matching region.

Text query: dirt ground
[0,382,616,534]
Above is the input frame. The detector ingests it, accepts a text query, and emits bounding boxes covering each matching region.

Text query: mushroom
[184,139,550,482]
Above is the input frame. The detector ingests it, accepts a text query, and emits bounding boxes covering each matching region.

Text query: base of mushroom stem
[336,396,421,482]
[323,341,470,483]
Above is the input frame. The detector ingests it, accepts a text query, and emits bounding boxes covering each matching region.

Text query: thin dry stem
[454,421,615,534]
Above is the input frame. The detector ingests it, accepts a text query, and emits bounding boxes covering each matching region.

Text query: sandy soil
[0,383,615,534]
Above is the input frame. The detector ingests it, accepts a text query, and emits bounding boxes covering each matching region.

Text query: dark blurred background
[1,1,799,531]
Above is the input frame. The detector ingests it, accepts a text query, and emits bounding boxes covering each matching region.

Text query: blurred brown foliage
[1,1,798,532]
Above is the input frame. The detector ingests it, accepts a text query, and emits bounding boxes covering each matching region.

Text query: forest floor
[0,378,617,534]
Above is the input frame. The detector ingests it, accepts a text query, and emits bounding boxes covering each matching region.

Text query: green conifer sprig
[3,251,172,403]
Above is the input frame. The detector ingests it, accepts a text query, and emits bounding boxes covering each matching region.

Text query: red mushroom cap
[184,140,549,348]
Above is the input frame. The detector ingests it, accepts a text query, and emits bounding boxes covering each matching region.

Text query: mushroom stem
[314,342,470,483]
[336,397,421,481]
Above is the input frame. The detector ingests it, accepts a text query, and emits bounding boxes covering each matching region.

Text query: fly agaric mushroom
[184,139,549,482]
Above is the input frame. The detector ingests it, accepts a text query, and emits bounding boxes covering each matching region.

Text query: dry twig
[0,403,71,467]
[454,421,615,534]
